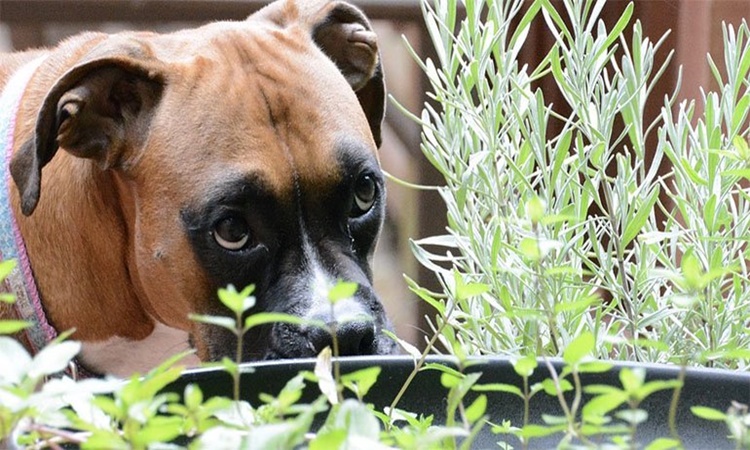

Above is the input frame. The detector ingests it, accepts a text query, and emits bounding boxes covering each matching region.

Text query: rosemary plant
[406,0,750,370]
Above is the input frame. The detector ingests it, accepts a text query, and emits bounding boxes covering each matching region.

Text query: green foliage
[0,279,383,449]
[4,0,750,448]
[409,0,750,372]
[401,0,750,445]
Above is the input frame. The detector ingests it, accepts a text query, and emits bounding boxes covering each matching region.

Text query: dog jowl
[0,0,397,377]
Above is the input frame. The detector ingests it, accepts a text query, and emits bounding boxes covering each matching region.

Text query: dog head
[10,0,397,362]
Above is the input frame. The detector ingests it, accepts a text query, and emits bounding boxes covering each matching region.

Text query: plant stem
[330,301,343,404]
[542,359,573,424]
[570,369,583,424]
[668,363,687,443]
[383,170,440,191]
[386,301,457,428]
[522,375,530,450]
[629,401,638,450]
[603,184,639,361]
[704,285,715,367]
[234,309,243,402]
[533,225,560,355]
[25,423,88,448]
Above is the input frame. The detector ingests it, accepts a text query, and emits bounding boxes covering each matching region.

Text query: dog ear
[10,39,165,216]
[311,2,386,147]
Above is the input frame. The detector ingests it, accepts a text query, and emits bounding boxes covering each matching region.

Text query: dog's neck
[0,56,57,354]
[0,57,199,379]
[0,38,158,348]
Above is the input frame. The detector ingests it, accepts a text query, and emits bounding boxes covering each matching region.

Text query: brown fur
[0,0,385,373]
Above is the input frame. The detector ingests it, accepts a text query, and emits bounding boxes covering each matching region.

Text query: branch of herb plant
[383,170,440,191]
[569,368,583,433]
[328,303,343,404]
[600,182,640,360]
[668,362,687,443]
[234,306,244,401]
[532,223,560,355]
[24,423,88,449]
[191,285,326,403]
[541,357,591,444]
[385,298,458,429]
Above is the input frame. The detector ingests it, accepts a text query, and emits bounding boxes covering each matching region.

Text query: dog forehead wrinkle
[217,30,368,182]
[207,22,307,75]
[254,75,303,205]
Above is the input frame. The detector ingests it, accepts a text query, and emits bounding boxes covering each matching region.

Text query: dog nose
[308,319,376,356]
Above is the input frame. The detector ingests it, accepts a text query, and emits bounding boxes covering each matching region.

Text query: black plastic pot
[167,356,750,448]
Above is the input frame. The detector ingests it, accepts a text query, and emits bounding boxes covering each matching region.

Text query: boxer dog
[0,0,396,377]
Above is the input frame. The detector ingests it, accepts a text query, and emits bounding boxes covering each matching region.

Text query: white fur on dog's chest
[79,322,199,378]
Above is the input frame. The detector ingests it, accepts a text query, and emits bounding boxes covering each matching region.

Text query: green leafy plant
[405,0,750,368]
[190,284,318,402]
[5,0,750,448]
[1,275,409,449]
[395,0,750,446]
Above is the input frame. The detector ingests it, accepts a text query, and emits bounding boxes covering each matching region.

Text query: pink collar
[0,57,58,354]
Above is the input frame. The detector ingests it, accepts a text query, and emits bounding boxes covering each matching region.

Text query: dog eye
[212,216,250,250]
[351,173,377,216]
